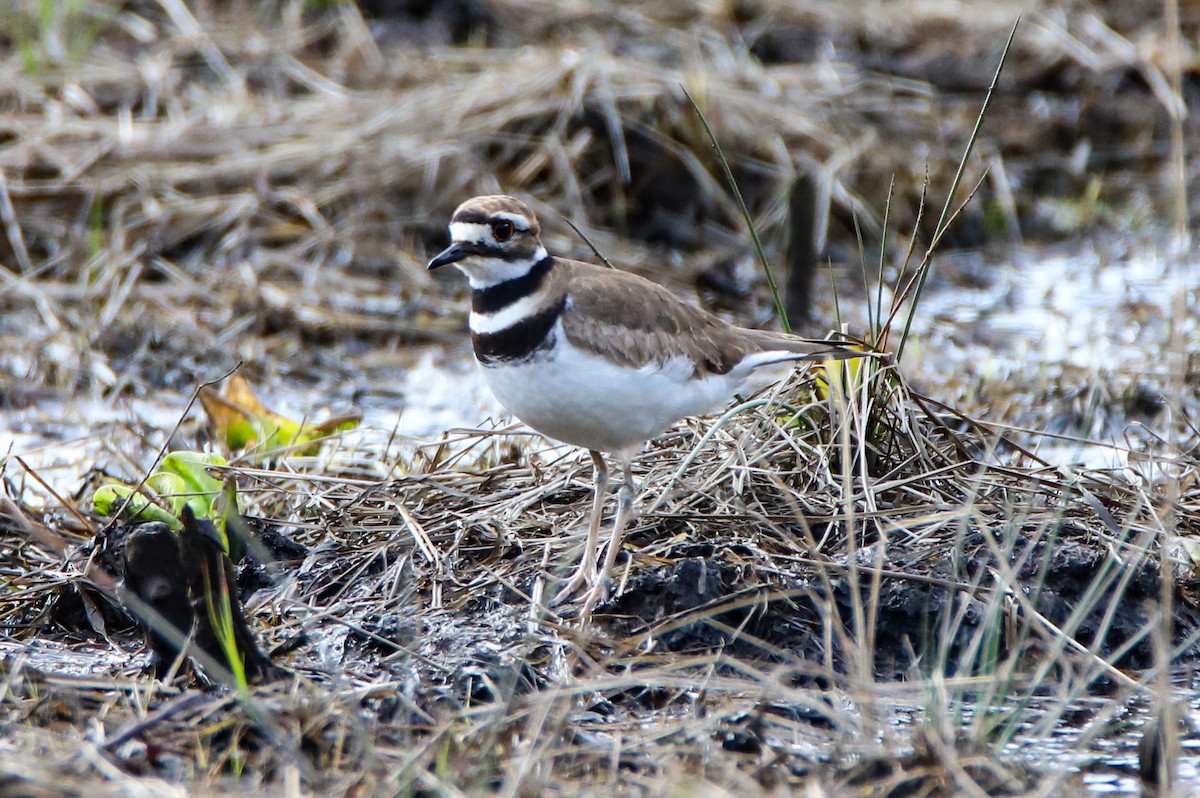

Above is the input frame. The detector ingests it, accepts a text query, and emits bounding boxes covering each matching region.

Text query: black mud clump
[1019,538,1197,670]
[599,547,947,675]
[122,507,281,683]
[601,547,831,663]
[592,530,1200,679]
[43,510,303,683]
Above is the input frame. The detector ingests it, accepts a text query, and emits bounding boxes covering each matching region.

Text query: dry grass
[4,359,1198,795]
[2,0,1199,795]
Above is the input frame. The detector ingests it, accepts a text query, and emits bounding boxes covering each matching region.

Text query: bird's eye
[492,220,514,242]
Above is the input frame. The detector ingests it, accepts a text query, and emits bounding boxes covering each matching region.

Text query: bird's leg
[551,450,608,606]
[580,450,636,617]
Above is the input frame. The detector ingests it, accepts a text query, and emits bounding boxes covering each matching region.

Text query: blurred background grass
[0,0,1193,402]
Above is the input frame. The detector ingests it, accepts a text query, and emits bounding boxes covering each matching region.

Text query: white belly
[479,324,742,453]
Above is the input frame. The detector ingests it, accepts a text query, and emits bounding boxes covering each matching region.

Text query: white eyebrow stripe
[492,212,531,229]
[450,222,491,243]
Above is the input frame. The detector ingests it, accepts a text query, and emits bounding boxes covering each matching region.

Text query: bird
[428,194,865,616]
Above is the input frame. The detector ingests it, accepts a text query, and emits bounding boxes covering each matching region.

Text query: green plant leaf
[92,485,181,529]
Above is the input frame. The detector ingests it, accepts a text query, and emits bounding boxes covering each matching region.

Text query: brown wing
[560,259,771,376]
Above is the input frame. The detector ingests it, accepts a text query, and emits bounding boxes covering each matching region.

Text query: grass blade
[894,18,1020,362]
[682,87,791,333]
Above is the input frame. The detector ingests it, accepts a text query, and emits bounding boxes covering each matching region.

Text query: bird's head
[427,195,545,287]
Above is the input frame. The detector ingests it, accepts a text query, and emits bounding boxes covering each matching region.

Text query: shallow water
[905,239,1196,470]
[0,638,144,678]
[915,240,1196,377]
[1003,687,1200,794]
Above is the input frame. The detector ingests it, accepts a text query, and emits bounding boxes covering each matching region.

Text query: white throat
[455,245,548,289]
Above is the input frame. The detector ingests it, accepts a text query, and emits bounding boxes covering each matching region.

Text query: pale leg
[551,450,608,606]
[580,450,635,617]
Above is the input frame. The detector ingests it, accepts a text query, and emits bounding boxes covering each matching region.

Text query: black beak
[428,243,469,270]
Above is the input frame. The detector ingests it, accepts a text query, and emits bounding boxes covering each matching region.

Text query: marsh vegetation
[1,1,1198,795]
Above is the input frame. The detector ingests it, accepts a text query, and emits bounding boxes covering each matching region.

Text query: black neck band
[471,298,564,364]
[471,256,555,315]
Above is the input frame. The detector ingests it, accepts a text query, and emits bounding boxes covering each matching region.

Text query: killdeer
[429,195,863,616]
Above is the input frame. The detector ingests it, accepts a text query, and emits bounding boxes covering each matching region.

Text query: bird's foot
[549,565,595,608]
[549,567,615,618]
[577,577,611,619]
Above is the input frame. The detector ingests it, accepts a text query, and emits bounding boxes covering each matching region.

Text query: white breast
[479,321,745,453]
